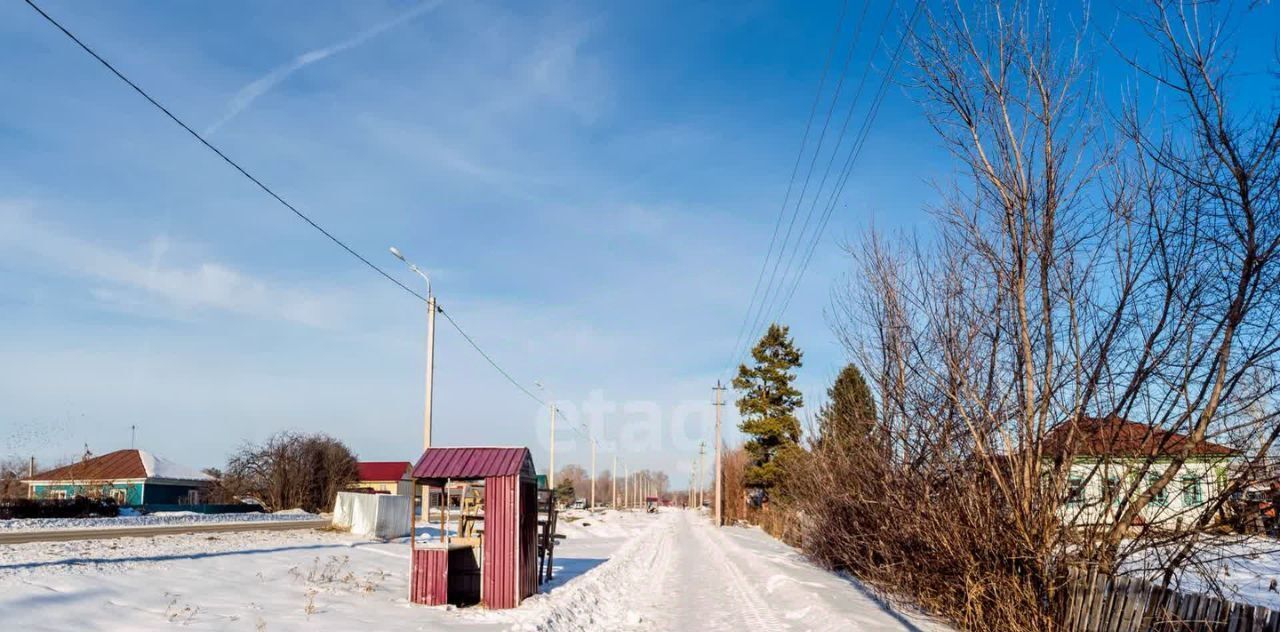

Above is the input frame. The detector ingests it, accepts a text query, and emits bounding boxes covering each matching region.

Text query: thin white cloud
[205,1,441,135]
[0,204,348,328]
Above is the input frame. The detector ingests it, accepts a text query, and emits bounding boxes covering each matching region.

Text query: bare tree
[790,1,1280,629]
[223,432,358,513]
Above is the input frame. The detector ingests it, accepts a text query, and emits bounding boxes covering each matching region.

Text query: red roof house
[1043,416,1236,458]
[357,461,412,483]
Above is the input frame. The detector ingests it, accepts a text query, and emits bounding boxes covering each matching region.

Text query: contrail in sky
[205,1,441,135]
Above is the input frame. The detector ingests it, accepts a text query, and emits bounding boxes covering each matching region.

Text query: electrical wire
[737,0,874,372]
[25,0,551,409]
[762,0,897,323]
[720,0,854,381]
[774,0,924,320]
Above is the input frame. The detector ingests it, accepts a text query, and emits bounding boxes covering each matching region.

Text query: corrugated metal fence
[1059,567,1280,631]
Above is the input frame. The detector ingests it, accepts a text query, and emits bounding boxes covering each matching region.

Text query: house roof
[1043,416,1236,458]
[357,461,411,482]
[24,449,212,483]
[410,447,535,482]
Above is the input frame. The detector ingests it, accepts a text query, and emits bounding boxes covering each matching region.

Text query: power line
[22,0,426,304]
[773,0,924,320]
[25,0,550,409]
[720,0,854,381]
[724,0,883,379]
[761,0,897,323]
[739,0,874,364]
[435,307,548,406]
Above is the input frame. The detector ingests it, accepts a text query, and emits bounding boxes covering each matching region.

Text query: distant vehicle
[644,496,659,513]
[571,498,587,510]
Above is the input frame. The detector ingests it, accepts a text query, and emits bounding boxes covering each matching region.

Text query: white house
[1045,417,1237,527]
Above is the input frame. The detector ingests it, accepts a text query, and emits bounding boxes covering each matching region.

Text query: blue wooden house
[23,449,213,506]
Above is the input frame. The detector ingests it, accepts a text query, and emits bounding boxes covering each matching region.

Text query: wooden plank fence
[1058,566,1280,631]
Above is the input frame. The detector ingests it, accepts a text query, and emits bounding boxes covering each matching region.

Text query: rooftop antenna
[131,424,136,449]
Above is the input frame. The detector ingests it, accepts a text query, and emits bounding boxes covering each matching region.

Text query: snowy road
[0,508,946,631]
[633,511,943,631]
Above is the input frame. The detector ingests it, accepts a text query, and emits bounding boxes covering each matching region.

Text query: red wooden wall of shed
[409,548,448,606]
[481,475,517,609]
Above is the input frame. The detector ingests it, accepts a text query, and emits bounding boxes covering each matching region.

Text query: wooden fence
[1059,567,1280,631]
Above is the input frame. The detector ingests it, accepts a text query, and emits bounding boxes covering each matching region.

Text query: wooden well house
[409,446,539,609]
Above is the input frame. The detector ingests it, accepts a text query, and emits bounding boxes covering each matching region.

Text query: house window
[110,489,127,504]
[1147,475,1168,506]
[185,489,201,505]
[1182,476,1203,507]
[47,489,67,500]
[1066,477,1086,506]
[1104,476,1122,506]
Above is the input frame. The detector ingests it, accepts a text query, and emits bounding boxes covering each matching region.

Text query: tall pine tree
[732,323,803,492]
[816,363,876,447]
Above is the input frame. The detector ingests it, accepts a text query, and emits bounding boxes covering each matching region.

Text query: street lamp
[535,381,557,491]
[390,246,437,520]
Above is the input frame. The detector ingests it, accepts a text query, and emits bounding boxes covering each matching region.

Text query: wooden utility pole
[713,381,726,526]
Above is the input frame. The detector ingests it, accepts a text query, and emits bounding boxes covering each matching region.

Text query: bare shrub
[720,446,750,524]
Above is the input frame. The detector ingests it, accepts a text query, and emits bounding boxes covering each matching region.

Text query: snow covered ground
[0,508,948,631]
[0,509,320,532]
[1123,536,1280,611]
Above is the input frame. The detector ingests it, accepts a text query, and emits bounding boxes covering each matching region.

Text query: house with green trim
[23,448,213,507]
[1047,416,1237,527]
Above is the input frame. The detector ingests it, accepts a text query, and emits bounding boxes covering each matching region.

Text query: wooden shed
[409,446,539,609]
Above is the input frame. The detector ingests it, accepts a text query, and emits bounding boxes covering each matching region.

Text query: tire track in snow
[682,511,790,631]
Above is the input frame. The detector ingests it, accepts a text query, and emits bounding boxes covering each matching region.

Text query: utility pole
[696,442,706,510]
[130,424,136,449]
[713,381,726,526]
[549,403,557,490]
[612,454,618,508]
[589,439,596,511]
[535,381,557,491]
[623,462,629,510]
[390,246,437,522]
[689,459,695,508]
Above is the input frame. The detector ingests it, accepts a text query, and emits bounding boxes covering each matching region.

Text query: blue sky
[7,1,1270,482]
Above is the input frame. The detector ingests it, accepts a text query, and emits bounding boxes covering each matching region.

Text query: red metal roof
[1044,416,1236,458]
[411,447,535,481]
[26,449,147,481]
[357,461,411,482]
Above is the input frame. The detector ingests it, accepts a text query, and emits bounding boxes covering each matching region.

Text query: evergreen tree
[732,323,803,491]
[554,478,576,504]
[817,363,876,447]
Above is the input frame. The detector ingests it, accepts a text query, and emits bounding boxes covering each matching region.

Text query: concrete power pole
[612,454,618,508]
[389,246,436,523]
[689,459,695,509]
[589,439,596,510]
[713,381,726,526]
[548,403,556,490]
[696,442,706,510]
[623,462,629,510]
